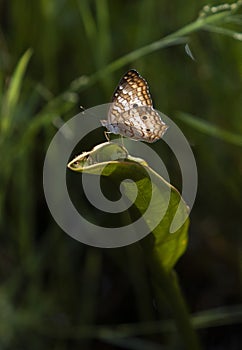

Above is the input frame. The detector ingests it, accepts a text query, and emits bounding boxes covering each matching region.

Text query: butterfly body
[101,69,168,143]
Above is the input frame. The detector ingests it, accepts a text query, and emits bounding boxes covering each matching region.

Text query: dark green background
[0,1,242,349]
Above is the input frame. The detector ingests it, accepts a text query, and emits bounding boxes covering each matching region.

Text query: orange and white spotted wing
[101,69,168,143]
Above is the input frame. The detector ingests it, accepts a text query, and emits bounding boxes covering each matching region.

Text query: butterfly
[100,69,168,143]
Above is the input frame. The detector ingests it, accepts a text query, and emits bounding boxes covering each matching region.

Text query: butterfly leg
[104,131,111,142]
[120,135,124,147]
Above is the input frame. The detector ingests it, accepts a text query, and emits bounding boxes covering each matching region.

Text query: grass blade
[1,49,33,134]
[176,112,242,147]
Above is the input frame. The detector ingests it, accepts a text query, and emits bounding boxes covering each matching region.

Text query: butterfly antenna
[80,105,100,119]
[80,105,111,143]
[79,105,88,116]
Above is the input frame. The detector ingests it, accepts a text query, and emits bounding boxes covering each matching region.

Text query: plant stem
[149,255,202,350]
[74,8,234,91]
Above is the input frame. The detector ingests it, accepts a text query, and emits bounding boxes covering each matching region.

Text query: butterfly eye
[133,103,138,108]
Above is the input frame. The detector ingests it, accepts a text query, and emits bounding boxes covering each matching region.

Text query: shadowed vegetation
[0,1,242,349]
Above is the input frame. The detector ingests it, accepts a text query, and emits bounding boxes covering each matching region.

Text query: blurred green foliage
[0,0,242,349]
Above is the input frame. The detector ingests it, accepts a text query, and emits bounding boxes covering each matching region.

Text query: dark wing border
[111,69,153,106]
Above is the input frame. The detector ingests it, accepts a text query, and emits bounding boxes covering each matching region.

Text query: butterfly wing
[107,69,152,124]
[111,106,168,143]
[101,69,168,142]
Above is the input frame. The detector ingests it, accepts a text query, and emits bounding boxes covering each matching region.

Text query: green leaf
[68,141,189,271]
[68,142,202,349]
